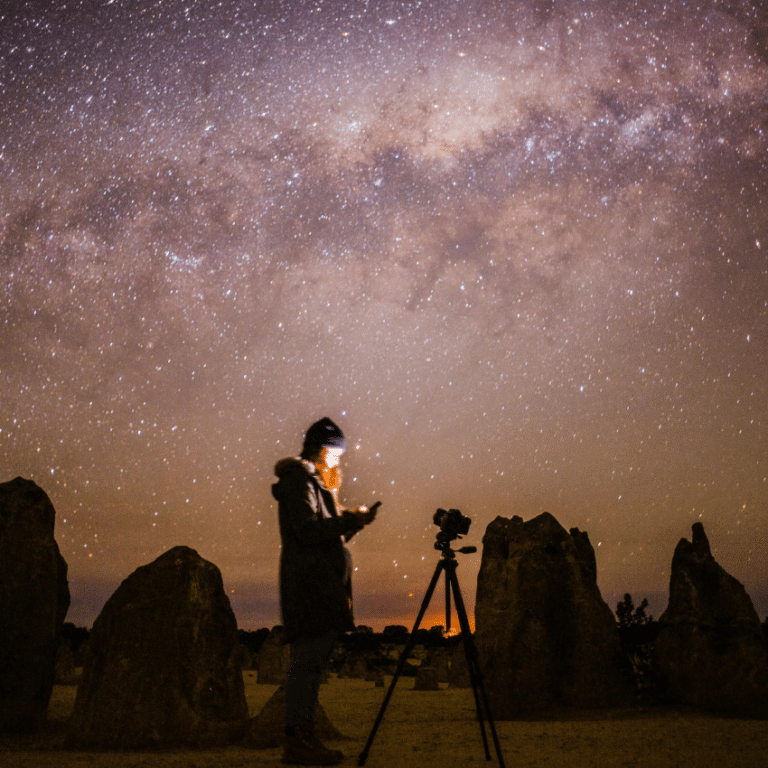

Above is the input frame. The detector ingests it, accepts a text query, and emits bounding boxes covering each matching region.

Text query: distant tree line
[238,622,460,654]
[61,622,90,654]
[58,621,456,658]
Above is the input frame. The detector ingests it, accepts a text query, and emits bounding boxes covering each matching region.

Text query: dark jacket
[272,457,362,641]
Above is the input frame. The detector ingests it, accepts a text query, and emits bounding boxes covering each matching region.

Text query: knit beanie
[301,417,347,458]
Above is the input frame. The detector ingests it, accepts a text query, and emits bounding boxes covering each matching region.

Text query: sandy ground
[2,672,767,768]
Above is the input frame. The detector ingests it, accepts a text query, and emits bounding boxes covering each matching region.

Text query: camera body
[433,507,471,541]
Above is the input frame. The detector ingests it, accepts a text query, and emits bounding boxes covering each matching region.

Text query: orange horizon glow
[351,612,476,636]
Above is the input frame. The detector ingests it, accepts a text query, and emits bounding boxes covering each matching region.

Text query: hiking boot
[282,726,341,766]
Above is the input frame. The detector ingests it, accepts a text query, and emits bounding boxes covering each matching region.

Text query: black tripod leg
[448,565,506,768]
[357,560,445,767]
[445,561,452,634]
[446,563,491,760]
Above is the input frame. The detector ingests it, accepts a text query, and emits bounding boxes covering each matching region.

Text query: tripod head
[433,508,477,558]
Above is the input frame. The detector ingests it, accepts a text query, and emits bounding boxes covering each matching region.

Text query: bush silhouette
[615,594,661,699]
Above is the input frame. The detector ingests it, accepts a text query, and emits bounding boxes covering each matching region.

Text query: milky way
[2,0,767,629]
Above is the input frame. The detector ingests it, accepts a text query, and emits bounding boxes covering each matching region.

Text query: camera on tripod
[433,507,471,538]
[433,507,475,554]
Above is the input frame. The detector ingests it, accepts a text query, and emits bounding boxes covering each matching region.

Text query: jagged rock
[69,546,248,748]
[655,522,768,715]
[243,686,345,749]
[414,665,440,690]
[256,627,290,685]
[0,477,70,732]
[475,513,630,717]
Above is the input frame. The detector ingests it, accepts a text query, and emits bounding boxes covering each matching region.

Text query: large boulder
[0,477,70,732]
[69,546,248,748]
[475,513,630,717]
[654,522,768,715]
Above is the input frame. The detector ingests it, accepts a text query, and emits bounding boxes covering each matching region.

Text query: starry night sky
[2,0,767,631]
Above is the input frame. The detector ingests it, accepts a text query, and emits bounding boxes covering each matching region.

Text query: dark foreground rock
[655,522,768,715]
[475,513,630,717]
[0,477,70,732]
[69,546,248,748]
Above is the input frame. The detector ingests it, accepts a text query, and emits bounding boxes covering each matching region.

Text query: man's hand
[353,500,381,526]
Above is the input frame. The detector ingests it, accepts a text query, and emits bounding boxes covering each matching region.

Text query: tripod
[357,541,506,767]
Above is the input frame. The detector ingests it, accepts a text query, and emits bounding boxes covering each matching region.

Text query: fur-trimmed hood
[272,457,316,501]
[274,456,314,479]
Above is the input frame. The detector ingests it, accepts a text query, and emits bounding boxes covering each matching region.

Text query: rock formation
[654,522,768,715]
[365,667,385,687]
[425,647,451,684]
[69,546,248,748]
[413,665,440,690]
[256,626,290,684]
[349,654,369,679]
[475,512,630,717]
[0,477,70,732]
[448,641,472,688]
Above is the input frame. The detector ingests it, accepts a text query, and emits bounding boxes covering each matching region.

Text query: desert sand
[2,672,766,767]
